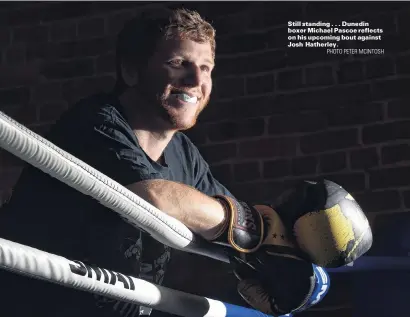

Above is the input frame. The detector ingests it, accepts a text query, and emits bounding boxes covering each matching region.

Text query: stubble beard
[157,92,210,131]
[136,76,210,132]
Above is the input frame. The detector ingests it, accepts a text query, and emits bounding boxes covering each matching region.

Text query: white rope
[0,110,405,316]
[0,111,229,263]
[0,236,258,317]
[0,111,270,316]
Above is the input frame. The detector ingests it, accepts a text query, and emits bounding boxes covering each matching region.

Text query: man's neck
[118,88,175,163]
[133,129,173,163]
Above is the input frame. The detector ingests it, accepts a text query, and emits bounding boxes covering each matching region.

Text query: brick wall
[1,2,410,316]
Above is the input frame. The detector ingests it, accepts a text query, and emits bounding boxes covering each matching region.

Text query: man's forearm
[127,179,226,240]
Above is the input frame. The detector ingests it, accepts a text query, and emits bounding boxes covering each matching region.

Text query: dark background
[1,1,410,316]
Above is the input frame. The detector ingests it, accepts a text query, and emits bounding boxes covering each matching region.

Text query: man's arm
[65,103,229,242]
[122,133,240,241]
[127,179,226,240]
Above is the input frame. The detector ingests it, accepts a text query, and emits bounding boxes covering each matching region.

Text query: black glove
[272,179,373,268]
[211,197,329,315]
[234,256,330,316]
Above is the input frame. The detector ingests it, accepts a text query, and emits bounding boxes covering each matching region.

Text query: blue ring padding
[224,302,289,317]
[326,256,410,273]
[223,255,410,316]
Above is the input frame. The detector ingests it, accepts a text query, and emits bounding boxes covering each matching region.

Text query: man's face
[136,36,214,131]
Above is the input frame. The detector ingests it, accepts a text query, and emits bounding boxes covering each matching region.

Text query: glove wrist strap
[208,196,230,241]
[212,195,264,253]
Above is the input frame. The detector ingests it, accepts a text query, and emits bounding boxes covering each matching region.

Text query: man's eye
[168,59,183,67]
[201,65,211,73]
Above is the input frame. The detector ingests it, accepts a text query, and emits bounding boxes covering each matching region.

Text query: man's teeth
[175,93,197,104]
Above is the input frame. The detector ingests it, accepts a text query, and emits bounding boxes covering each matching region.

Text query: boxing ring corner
[0,110,408,317]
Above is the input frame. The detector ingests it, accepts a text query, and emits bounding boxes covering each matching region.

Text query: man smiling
[0,7,331,317]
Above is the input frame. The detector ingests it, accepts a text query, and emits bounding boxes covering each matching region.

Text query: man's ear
[121,62,139,87]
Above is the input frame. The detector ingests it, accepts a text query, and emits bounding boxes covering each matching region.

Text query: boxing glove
[211,197,329,315]
[211,196,292,254]
[272,179,373,268]
[235,259,330,316]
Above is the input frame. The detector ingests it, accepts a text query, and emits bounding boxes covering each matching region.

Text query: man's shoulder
[42,92,130,153]
[172,132,200,154]
[44,92,131,145]
[61,93,123,123]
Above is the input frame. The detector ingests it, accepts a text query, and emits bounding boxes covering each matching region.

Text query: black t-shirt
[0,93,235,317]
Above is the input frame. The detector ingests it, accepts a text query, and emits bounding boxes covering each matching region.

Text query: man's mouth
[170,90,199,104]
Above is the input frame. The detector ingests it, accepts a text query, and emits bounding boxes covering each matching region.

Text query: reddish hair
[114,7,216,93]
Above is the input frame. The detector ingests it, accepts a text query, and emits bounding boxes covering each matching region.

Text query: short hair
[114,7,216,94]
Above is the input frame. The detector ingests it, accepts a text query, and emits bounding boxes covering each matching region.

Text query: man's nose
[183,65,202,87]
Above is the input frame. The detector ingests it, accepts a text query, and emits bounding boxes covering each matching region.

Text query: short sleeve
[51,99,164,187]
[195,159,235,198]
[183,137,235,199]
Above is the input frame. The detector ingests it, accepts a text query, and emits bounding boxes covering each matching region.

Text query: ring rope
[0,111,406,316]
[0,111,229,263]
[0,111,274,316]
[0,237,271,317]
